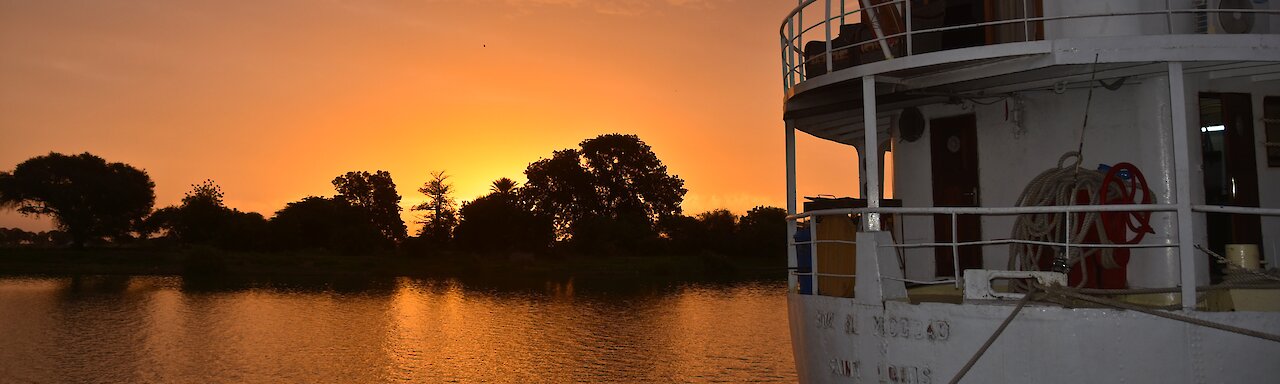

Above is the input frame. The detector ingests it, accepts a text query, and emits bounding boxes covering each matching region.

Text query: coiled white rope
[1009,151,1123,288]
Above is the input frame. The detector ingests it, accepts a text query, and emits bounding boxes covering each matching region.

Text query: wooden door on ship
[931,114,983,277]
[1199,93,1264,281]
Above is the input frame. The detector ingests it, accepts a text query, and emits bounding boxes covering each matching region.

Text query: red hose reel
[1100,162,1156,243]
[1082,162,1156,289]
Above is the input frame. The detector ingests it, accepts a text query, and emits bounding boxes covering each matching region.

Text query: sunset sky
[0,0,862,232]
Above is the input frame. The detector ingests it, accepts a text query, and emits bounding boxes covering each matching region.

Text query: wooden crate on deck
[816,214,858,297]
[805,197,902,298]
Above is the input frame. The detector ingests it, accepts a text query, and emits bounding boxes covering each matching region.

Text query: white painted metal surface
[788,292,1280,384]
[862,75,881,232]
[778,1,1280,382]
[962,270,1066,301]
[1167,61,1198,310]
[780,0,1280,89]
[786,233,1280,384]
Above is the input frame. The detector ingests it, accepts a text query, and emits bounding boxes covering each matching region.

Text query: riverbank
[0,247,787,287]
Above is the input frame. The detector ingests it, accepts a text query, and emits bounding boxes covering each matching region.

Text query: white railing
[780,0,1280,90]
[787,203,1279,310]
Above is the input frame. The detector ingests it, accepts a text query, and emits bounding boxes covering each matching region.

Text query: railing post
[787,122,799,292]
[826,0,834,74]
[782,36,791,90]
[905,0,913,55]
[798,0,806,80]
[1022,0,1031,41]
[787,19,796,88]
[840,0,846,25]
[811,216,821,293]
[1061,211,1073,275]
[951,212,960,288]
[863,75,881,232]
[1168,61,1198,310]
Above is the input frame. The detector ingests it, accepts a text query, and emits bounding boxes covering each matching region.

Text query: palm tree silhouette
[491,177,517,195]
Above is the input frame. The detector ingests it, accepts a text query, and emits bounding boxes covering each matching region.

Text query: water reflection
[0,276,795,383]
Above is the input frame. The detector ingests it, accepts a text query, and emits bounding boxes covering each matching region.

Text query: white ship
[779,1,1280,382]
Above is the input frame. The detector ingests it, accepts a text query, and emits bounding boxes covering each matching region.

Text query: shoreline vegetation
[0,248,788,289]
[2,134,791,290]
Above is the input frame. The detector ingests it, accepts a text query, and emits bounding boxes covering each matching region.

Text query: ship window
[1266,96,1280,167]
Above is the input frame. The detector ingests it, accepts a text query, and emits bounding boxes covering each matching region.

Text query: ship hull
[787,292,1280,383]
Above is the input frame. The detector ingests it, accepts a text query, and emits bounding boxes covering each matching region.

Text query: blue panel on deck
[794,227,812,295]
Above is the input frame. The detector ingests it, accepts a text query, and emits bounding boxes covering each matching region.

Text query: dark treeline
[0,134,787,264]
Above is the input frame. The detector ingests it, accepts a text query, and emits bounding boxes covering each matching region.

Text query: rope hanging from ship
[1197,244,1280,285]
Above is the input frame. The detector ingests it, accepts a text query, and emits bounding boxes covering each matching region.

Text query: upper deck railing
[781,0,1280,91]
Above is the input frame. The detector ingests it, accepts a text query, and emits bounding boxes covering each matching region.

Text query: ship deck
[785,35,1280,145]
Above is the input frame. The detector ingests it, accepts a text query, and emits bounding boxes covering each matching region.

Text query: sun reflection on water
[0,276,795,383]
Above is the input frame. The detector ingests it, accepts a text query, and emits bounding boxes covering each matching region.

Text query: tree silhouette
[332,170,407,242]
[579,134,686,222]
[491,177,517,195]
[0,228,69,248]
[571,212,656,256]
[737,206,788,259]
[148,180,229,245]
[657,210,739,256]
[145,180,268,250]
[185,179,224,206]
[219,210,270,251]
[270,196,387,254]
[522,149,598,237]
[454,182,554,254]
[658,214,702,254]
[0,227,33,246]
[697,209,738,255]
[0,152,155,247]
[413,171,457,243]
[522,134,686,245]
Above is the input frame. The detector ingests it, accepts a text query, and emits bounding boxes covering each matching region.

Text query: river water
[0,276,796,383]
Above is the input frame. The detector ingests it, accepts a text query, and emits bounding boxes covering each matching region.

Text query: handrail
[793,237,1177,248]
[1193,205,1280,215]
[779,0,824,39]
[787,203,1278,292]
[780,0,1280,91]
[786,203,1178,221]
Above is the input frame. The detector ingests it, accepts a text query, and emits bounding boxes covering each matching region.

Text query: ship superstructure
[779,1,1280,382]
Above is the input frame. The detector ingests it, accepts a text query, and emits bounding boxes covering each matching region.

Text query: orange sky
[0,0,862,233]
